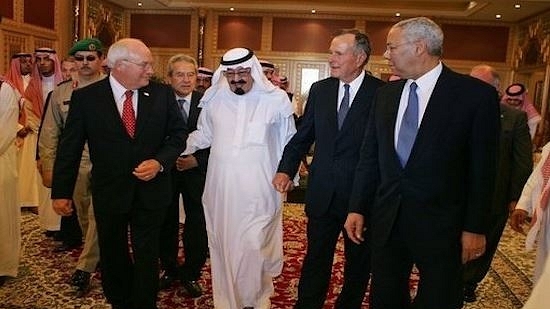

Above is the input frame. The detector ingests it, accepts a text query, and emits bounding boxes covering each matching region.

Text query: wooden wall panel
[442,24,509,62]
[272,18,354,53]
[364,21,394,56]
[24,0,54,29]
[130,14,191,48]
[0,0,14,20]
[217,16,262,50]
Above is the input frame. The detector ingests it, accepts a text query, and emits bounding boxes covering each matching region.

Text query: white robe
[516,142,550,282]
[0,82,21,277]
[184,84,296,309]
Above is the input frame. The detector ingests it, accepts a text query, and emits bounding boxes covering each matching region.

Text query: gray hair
[334,28,372,65]
[393,17,444,57]
[166,54,197,76]
[106,38,146,68]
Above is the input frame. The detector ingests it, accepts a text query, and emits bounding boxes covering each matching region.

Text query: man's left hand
[133,159,162,181]
[461,231,486,264]
[176,155,198,171]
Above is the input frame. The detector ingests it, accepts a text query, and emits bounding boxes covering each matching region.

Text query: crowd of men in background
[1,15,549,309]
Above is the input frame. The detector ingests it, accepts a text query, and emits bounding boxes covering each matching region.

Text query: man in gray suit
[463,64,533,302]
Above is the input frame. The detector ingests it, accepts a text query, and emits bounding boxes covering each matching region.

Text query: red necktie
[122,90,136,137]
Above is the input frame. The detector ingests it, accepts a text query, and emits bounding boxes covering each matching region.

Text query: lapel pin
[143,92,150,97]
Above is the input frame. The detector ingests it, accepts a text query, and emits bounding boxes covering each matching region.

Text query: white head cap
[201,47,277,104]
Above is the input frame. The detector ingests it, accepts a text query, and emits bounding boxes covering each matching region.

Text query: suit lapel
[383,81,405,167]
[188,91,202,129]
[135,85,153,138]
[97,79,130,138]
[407,66,453,165]
[339,74,374,133]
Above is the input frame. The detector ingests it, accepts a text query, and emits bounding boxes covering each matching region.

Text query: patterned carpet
[0,204,535,309]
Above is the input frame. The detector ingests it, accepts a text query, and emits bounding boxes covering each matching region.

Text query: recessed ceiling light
[496,14,502,19]
[311,9,316,14]
[395,12,401,17]
[229,7,235,11]
[514,4,521,9]
[137,1,142,6]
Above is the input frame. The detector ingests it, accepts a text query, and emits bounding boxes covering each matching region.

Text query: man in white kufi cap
[183,47,296,309]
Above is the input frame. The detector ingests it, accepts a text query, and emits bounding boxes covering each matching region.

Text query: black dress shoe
[70,270,91,291]
[53,241,83,253]
[159,273,177,290]
[464,285,477,303]
[181,280,202,298]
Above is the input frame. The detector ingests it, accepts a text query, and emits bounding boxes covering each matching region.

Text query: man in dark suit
[158,54,208,298]
[273,29,385,309]
[51,38,187,309]
[344,17,500,309]
[462,64,533,302]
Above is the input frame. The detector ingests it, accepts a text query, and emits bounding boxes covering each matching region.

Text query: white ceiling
[107,0,550,23]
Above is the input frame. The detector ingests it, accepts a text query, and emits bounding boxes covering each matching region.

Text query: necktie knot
[338,84,350,129]
[125,90,133,100]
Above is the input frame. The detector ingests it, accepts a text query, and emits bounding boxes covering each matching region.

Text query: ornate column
[197,8,206,66]
[73,0,81,42]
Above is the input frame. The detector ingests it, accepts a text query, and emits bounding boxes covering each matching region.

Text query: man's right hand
[344,213,366,244]
[272,172,293,193]
[52,199,73,216]
[509,209,529,233]
[40,169,53,188]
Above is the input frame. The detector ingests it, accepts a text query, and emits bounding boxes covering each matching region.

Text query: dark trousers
[294,207,370,309]
[370,212,463,309]
[60,210,82,245]
[463,210,509,287]
[159,170,208,281]
[95,200,166,309]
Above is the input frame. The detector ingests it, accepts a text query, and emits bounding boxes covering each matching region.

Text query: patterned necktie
[122,90,136,138]
[396,82,419,167]
[338,84,350,129]
[177,99,188,123]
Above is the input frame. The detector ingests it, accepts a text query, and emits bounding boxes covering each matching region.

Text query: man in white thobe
[183,47,296,309]
[0,79,22,286]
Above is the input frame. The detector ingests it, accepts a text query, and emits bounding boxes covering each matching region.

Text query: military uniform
[39,73,105,274]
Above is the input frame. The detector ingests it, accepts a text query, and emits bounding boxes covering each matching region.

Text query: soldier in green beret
[38,38,105,296]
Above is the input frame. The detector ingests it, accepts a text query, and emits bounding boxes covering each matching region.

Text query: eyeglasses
[123,59,154,70]
[385,41,414,53]
[223,68,251,78]
[74,55,97,62]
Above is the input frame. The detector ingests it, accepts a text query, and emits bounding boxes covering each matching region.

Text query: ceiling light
[514,4,521,9]
[229,7,235,11]
[395,12,401,17]
[496,14,502,19]
[137,1,142,6]
[311,9,316,14]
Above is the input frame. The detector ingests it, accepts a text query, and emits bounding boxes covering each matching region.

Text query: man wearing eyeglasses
[182,47,296,309]
[39,38,106,296]
[51,38,187,309]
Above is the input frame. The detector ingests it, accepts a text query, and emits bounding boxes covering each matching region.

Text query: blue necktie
[338,84,350,129]
[177,99,188,123]
[396,82,418,167]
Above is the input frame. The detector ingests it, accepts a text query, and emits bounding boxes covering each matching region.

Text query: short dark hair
[334,29,372,65]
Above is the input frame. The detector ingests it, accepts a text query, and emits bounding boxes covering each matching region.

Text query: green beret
[69,38,103,56]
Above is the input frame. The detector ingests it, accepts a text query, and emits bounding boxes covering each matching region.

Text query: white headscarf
[200,48,277,105]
